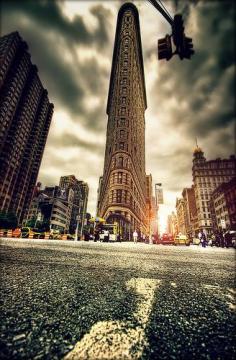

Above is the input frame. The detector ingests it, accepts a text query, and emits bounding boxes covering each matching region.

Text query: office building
[59,175,89,234]
[0,31,54,224]
[97,3,150,239]
[192,146,236,234]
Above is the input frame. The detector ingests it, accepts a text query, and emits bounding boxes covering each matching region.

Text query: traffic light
[172,14,184,48]
[157,35,172,61]
[182,36,194,59]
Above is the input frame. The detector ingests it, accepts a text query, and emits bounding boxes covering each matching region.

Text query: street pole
[155,183,162,240]
[75,215,80,241]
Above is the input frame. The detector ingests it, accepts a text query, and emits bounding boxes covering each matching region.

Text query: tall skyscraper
[97,3,149,239]
[0,32,54,224]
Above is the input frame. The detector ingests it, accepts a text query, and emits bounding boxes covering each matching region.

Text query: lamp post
[155,183,162,239]
[75,215,80,241]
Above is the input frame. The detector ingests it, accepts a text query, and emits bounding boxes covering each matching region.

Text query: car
[192,237,200,245]
[160,233,174,245]
[174,234,190,246]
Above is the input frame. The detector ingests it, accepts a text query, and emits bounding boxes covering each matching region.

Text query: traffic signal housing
[182,36,194,59]
[157,35,172,61]
[172,14,184,49]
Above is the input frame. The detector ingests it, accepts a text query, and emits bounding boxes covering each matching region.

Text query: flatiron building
[0,31,54,224]
[97,3,149,239]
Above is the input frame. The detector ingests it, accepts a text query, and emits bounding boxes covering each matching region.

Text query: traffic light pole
[147,0,194,61]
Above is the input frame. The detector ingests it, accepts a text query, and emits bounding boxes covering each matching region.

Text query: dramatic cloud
[145,0,235,209]
[1,0,235,222]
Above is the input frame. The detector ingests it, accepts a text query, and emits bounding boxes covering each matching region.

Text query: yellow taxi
[174,234,190,246]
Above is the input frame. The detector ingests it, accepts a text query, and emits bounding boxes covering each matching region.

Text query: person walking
[199,229,207,247]
[133,230,138,243]
[224,230,231,248]
[104,229,109,242]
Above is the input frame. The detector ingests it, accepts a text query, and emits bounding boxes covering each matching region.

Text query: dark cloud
[1,0,112,132]
[49,133,105,155]
[150,0,235,147]
[1,0,111,47]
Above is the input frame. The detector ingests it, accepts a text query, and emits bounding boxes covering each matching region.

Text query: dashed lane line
[64,278,161,360]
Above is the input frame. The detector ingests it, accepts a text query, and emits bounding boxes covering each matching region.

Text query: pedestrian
[219,230,225,248]
[199,229,207,247]
[94,230,99,242]
[224,231,231,248]
[133,230,138,243]
[104,229,109,242]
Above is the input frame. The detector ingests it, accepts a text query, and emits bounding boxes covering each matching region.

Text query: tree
[0,211,18,229]
[25,217,37,228]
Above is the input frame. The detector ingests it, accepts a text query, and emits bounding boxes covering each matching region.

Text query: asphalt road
[0,238,235,360]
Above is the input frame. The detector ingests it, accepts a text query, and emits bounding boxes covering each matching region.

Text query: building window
[118,156,123,167]
[119,142,124,150]
[118,172,122,184]
[119,118,126,127]
[117,189,122,203]
[120,129,125,138]
[121,97,126,105]
[120,107,126,115]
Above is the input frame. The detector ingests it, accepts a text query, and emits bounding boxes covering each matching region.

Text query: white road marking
[64,278,160,360]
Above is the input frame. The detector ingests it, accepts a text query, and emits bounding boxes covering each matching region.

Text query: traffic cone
[7,229,13,238]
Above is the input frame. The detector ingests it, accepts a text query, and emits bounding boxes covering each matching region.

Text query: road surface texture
[0,238,235,360]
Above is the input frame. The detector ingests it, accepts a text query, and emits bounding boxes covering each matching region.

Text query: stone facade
[211,177,236,231]
[59,175,89,234]
[192,147,235,234]
[97,3,149,240]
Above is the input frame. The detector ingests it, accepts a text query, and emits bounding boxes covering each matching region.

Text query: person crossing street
[133,230,138,243]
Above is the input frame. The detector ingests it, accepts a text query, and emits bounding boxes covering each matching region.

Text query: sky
[1,0,235,230]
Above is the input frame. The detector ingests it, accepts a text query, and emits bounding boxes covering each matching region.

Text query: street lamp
[155,183,162,239]
[75,215,80,241]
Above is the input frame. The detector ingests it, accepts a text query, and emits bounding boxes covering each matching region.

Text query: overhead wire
[157,0,173,20]
[147,0,173,24]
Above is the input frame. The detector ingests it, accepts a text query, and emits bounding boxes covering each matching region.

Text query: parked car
[192,237,200,245]
[174,234,190,246]
[158,233,174,245]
